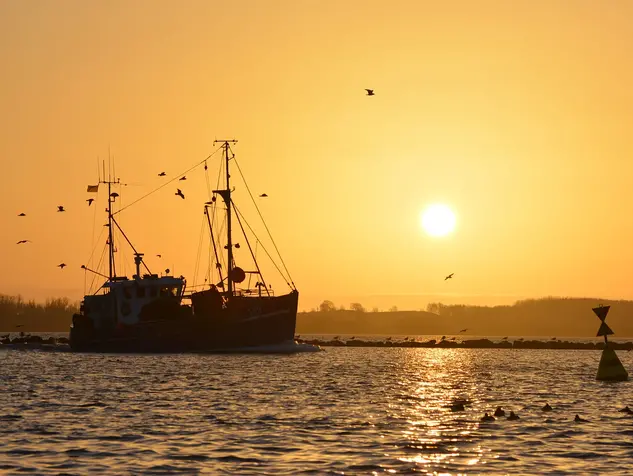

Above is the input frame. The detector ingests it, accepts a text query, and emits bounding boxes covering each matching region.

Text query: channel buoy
[593,305,628,381]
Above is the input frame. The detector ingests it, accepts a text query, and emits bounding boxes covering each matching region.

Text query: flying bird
[58,263,67,269]
[259,193,268,198]
[86,198,94,206]
[156,254,162,258]
[179,176,187,181]
[16,240,31,244]
[459,328,468,333]
[18,213,26,217]
[365,89,375,96]
[15,324,25,328]
[57,206,65,212]
[175,189,185,199]
[445,273,454,280]
[158,172,166,177]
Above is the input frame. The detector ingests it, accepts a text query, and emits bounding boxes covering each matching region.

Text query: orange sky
[2,0,633,311]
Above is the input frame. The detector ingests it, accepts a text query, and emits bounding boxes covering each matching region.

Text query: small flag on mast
[87,184,99,193]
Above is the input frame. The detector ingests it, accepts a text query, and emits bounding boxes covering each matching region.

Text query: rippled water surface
[2,347,633,474]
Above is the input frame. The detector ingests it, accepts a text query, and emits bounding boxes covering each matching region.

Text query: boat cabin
[82,274,186,329]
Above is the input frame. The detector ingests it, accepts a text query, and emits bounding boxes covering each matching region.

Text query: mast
[213,139,238,296]
[101,161,120,281]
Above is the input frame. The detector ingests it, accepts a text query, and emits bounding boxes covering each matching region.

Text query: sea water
[1,345,632,474]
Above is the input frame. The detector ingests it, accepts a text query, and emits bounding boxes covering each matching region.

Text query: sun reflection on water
[387,348,490,472]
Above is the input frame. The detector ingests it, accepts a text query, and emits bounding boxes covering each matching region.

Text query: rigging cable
[86,184,100,296]
[232,154,296,289]
[113,146,223,216]
[232,201,269,296]
[193,211,206,288]
[232,202,293,290]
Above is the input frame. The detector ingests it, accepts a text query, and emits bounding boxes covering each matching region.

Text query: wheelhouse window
[160,286,178,297]
[149,287,158,298]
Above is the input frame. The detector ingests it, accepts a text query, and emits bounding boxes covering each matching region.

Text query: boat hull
[69,291,298,353]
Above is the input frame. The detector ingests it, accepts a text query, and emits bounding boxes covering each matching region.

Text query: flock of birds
[15,206,72,269]
[13,165,272,273]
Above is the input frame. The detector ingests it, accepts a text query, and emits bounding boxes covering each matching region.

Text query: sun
[420,204,456,237]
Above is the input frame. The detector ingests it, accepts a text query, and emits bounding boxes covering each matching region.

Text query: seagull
[365,89,374,96]
[156,254,162,258]
[445,273,454,280]
[58,263,67,269]
[175,189,185,199]
[15,324,25,328]
[259,193,268,198]
[158,172,166,177]
[16,240,31,244]
[86,198,94,206]
[179,176,187,181]
[57,206,65,212]
[18,213,26,217]
[459,328,468,333]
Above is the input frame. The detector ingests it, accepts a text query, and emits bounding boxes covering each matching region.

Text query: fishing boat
[70,140,299,352]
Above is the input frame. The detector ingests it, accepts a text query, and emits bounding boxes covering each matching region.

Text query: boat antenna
[213,139,238,296]
[101,159,120,281]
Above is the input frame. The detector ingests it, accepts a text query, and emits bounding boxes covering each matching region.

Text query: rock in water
[596,346,628,381]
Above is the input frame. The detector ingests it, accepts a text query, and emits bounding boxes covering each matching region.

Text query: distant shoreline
[297,337,633,351]
[2,333,632,351]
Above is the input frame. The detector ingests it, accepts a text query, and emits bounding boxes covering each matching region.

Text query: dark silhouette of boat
[70,140,298,352]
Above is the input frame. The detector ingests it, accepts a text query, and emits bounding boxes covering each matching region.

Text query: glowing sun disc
[421,204,456,237]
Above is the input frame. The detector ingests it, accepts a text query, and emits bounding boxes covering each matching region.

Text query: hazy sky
[2,0,633,310]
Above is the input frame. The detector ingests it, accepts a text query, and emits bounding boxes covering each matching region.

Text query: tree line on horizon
[2,293,632,337]
[297,297,633,337]
[0,294,79,332]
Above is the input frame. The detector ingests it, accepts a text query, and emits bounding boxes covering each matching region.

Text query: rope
[232,202,293,290]
[113,147,223,216]
[232,155,296,289]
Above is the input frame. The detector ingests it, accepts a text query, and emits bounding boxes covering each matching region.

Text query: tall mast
[101,160,120,281]
[213,139,238,296]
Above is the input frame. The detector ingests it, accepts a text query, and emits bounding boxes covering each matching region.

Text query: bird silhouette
[158,172,166,176]
[459,328,468,333]
[86,198,94,206]
[58,263,66,269]
[156,254,162,258]
[259,193,268,198]
[16,240,31,244]
[18,212,26,217]
[57,206,65,212]
[365,89,375,96]
[15,324,25,328]
[445,273,454,280]
[175,189,185,199]
[179,176,187,181]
